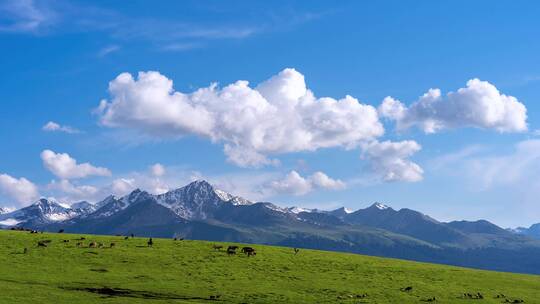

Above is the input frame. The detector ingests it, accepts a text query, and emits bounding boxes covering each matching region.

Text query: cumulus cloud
[41,150,111,179]
[96,68,384,167]
[379,79,527,133]
[110,178,136,196]
[269,170,345,196]
[310,171,346,189]
[362,140,423,182]
[42,121,80,134]
[0,173,39,205]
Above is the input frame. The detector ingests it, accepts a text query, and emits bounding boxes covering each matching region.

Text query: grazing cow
[212,245,223,251]
[76,242,83,247]
[23,248,28,254]
[124,236,129,240]
[89,242,97,248]
[79,237,86,241]
[147,238,153,247]
[294,248,300,255]
[227,246,238,255]
[110,243,115,248]
[131,233,135,238]
[173,237,177,241]
[400,286,413,292]
[63,240,70,243]
[37,241,47,247]
[241,247,256,256]
[97,242,104,248]
[58,229,64,233]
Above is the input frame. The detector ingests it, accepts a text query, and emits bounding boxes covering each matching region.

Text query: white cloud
[361,140,423,182]
[150,163,166,177]
[42,121,80,134]
[270,171,313,195]
[0,0,54,33]
[41,149,111,179]
[97,45,120,57]
[379,79,527,133]
[96,68,384,167]
[269,170,345,196]
[0,173,39,205]
[47,179,99,202]
[110,178,136,196]
[310,171,346,190]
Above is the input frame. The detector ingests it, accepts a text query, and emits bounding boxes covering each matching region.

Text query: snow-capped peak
[33,198,70,211]
[372,202,390,210]
[344,207,354,214]
[155,180,252,220]
[0,198,80,224]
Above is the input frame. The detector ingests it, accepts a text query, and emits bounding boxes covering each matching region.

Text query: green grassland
[1,230,539,303]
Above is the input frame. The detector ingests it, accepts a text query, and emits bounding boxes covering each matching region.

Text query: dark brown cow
[241,247,256,257]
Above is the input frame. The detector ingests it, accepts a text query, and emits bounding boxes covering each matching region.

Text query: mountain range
[1,180,540,275]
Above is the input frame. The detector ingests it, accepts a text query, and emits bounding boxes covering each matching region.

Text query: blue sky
[1,0,540,227]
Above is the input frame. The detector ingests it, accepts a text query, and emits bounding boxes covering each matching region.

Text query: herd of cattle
[212,244,257,256]
[13,227,279,258]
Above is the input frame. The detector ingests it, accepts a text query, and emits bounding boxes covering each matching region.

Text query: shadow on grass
[61,286,222,301]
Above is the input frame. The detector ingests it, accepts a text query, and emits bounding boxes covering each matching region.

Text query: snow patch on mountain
[373,203,390,210]
[0,207,15,214]
[214,189,252,205]
[287,207,314,214]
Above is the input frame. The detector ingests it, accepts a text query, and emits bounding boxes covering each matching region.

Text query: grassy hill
[1,230,539,303]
